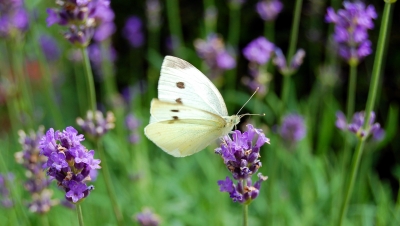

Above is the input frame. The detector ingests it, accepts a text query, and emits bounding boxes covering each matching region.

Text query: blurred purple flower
[39,126,101,203]
[39,35,61,62]
[135,208,160,226]
[325,2,377,64]
[46,0,115,47]
[194,34,236,79]
[87,42,117,69]
[0,0,29,38]
[0,173,14,208]
[243,36,274,65]
[256,0,283,21]
[335,110,384,140]
[273,47,305,76]
[76,110,115,138]
[15,126,57,213]
[123,16,144,48]
[215,124,269,204]
[280,114,306,144]
[125,113,141,144]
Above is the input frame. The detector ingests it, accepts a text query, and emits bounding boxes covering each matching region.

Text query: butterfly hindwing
[158,56,228,116]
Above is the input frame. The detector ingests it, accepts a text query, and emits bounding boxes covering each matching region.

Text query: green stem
[228,3,241,49]
[76,203,85,226]
[264,21,275,43]
[80,48,97,112]
[338,2,393,225]
[40,214,50,226]
[280,0,303,115]
[166,0,184,56]
[346,64,357,120]
[243,204,248,226]
[96,139,124,226]
[9,41,34,129]
[31,30,63,128]
[73,64,87,116]
[203,0,216,35]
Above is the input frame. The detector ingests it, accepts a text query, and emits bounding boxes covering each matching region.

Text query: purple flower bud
[335,110,384,140]
[243,37,274,65]
[256,0,283,22]
[123,16,144,48]
[135,208,161,226]
[76,110,115,138]
[280,114,306,144]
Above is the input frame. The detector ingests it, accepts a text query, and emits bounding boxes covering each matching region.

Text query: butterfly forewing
[158,56,228,116]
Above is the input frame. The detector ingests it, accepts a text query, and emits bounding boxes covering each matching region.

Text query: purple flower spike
[280,113,306,144]
[39,126,101,204]
[135,208,161,226]
[194,33,236,79]
[256,0,283,22]
[243,37,274,65]
[335,110,384,141]
[123,16,144,48]
[46,0,115,47]
[215,124,269,204]
[0,0,29,38]
[76,110,115,138]
[273,47,306,76]
[325,2,377,64]
[0,173,14,208]
[125,113,141,144]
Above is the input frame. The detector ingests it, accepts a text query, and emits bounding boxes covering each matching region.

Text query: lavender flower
[39,126,101,203]
[256,0,283,22]
[0,0,29,38]
[123,16,144,48]
[242,37,274,95]
[279,114,306,144]
[325,2,377,65]
[135,208,160,226]
[215,124,269,204]
[273,47,305,76]
[76,110,115,138]
[46,0,115,47]
[39,35,61,62]
[0,173,14,208]
[336,111,384,140]
[125,113,141,144]
[146,0,161,31]
[194,34,236,79]
[243,37,275,65]
[15,126,57,213]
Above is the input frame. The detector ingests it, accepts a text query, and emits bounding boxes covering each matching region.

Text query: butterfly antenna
[236,87,260,115]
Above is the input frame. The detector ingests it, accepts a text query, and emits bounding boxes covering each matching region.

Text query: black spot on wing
[176,82,185,89]
[172,116,179,120]
[171,109,179,112]
[176,98,182,104]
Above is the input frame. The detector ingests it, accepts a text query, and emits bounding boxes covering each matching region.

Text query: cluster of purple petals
[273,48,305,76]
[46,0,115,47]
[135,208,160,226]
[256,0,283,22]
[15,127,56,213]
[76,110,115,138]
[241,37,274,95]
[87,43,117,71]
[325,2,377,64]
[0,173,14,208]
[39,35,61,62]
[215,124,269,204]
[0,0,29,38]
[125,113,141,144]
[243,37,274,65]
[194,34,236,78]
[39,126,101,203]
[336,111,384,140]
[280,114,306,144]
[122,16,144,48]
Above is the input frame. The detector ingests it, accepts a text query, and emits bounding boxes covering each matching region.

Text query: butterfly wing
[158,56,228,116]
[145,99,232,157]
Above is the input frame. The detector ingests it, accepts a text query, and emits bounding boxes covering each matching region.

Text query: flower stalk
[339,1,394,224]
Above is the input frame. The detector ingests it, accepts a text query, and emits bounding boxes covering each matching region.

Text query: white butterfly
[144,56,241,157]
